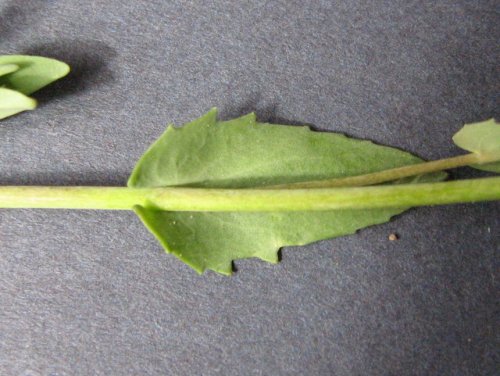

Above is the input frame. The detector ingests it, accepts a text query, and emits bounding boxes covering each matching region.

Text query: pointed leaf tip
[0,63,20,77]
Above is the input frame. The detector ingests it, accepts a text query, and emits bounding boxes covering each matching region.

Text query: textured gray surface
[0,1,499,375]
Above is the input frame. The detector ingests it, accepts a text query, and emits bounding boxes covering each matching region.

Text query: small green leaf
[0,88,37,119]
[0,63,19,77]
[0,55,70,95]
[129,108,446,274]
[452,119,500,172]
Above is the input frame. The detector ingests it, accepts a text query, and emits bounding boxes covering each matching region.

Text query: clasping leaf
[129,108,445,275]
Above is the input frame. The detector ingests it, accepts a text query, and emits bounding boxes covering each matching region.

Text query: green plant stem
[0,177,498,211]
[268,152,499,189]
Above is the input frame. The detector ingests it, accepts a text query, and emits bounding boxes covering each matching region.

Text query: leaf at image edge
[0,88,37,120]
[452,118,500,172]
[0,55,70,95]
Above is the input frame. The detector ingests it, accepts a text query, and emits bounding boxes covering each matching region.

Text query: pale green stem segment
[268,152,499,189]
[0,177,498,211]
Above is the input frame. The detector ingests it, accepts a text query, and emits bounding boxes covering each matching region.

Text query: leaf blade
[129,108,440,189]
[133,207,408,275]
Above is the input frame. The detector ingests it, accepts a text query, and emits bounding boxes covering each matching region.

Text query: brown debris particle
[388,233,399,241]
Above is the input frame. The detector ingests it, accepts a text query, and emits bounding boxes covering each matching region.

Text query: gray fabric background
[0,1,498,375]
